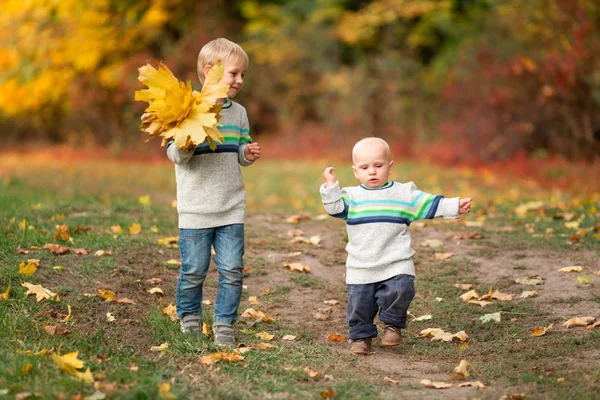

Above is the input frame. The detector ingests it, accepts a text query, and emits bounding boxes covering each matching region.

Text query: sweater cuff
[238,143,253,167]
[436,197,460,219]
[320,181,342,203]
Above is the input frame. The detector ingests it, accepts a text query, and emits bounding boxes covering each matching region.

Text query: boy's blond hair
[197,38,249,84]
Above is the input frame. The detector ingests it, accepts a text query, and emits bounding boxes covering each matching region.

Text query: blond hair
[197,38,249,84]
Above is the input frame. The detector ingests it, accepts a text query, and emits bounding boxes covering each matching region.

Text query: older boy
[320,137,471,355]
[168,38,260,346]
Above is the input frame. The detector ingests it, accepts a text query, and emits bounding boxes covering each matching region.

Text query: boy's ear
[203,64,212,79]
[389,160,394,169]
[351,165,359,179]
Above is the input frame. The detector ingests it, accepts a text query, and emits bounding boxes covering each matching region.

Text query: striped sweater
[167,98,253,229]
[320,181,459,284]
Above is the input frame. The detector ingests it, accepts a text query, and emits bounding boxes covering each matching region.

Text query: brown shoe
[350,338,372,355]
[381,324,402,347]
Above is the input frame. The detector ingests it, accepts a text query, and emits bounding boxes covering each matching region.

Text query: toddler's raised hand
[458,198,472,214]
[323,167,337,188]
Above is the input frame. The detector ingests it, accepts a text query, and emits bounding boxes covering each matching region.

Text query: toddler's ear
[203,64,212,79]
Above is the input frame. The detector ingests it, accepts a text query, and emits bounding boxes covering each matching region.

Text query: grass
[0,152,599,399]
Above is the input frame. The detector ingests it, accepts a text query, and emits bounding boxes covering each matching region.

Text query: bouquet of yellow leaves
[134,61,229,150]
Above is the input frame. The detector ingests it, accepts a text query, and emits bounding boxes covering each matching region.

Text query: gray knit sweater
[167,98,253,229]
[320,181,460,284]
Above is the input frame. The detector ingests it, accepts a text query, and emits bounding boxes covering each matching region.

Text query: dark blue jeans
[346,274,415,340]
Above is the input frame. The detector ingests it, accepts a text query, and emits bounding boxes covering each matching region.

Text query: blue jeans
[346,274,415,340]
[176,224,245,325]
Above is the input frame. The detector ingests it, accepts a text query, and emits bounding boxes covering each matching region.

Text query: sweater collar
[359,181,394,190]
[222,98,232,109]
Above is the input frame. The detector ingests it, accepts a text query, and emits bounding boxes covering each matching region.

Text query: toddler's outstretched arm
[323,167,337,188]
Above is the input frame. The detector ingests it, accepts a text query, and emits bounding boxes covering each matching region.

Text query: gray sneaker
[180,314,201,338]
[213,322,235,347]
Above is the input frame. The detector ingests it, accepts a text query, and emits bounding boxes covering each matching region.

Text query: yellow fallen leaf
[94,250,112,256]
[202,322,211,335]
[419,328,445,338]
[304,366,323,378]
[256,343,276,350]
[201,299,212,305]
[98,289,116,302]
[21,363,33,375]
[383,376,400,384]
[491,290,513,301]
[248,296,260,305]
[320,387,336,399]
[158,382,176,399]
[454,360,471,378]
[558,266,583,273]
[479,312,502,323]
[139,195,151,206]
[129,223,141,235]
[150,343,169,352]
[63,304,72,322]
[460,290,480,302]
[43,243,70,255]
[411,314,433,322]
[255,331,274,341]
[531,323,552,337]
[586,321,600,330]
[0,284,10,300]
[564,221,580,229]
[75,367,94,384]
[309,235,321,245]
[420,379,453,389]
[111,225,123,234]
[562,316,596,328]
[51,351,85,374]
[468,300,492,307]
[106,313,115,322]
[19,261,37,276]
[22,282,59,302]
[514,201,544,217]
[148,287,165,295]
[282,335,296,341]
[323,299,339,305]
[116,297,136,305]
[54,223,70,241]
[577,276,593,283]
[157,236,179,245]
[240,308,274,322]
[283,263,311,273]
[162,304,178,321]
[515,275,544,285]
[519,290,537,299]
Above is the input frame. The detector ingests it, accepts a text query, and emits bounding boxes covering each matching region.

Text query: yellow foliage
[51,351,85,374]
[135,60,229,150]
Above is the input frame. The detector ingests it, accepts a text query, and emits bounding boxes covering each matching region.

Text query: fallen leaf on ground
[327,333,345,342]
[43,324,71,336]
[323,299,339,305]
[19,261,37,276]
[499,393,526,400]
[282,335,297,341]
[0,284,10,300]
[54,224,70,241]
[320,387,335,399]
[241,308,274,322]
[434,252,453,260]
[150,343,169,352]
[453,283,472,290]
[383,377,400,384]
[98,289,116,302]
[460,290,480,302]
[71,248,88,255]
[577,276,593,283]
[519,290,538,299]
[479,312,502,323]
[468,300,492,307]
[586,321,600,330]
[148,287,165,295]
[158,382,176,399]
[411,314,433,322]
[94,250,112,256]
[256,331,274,341]
[454,360,471,378]
[248,296,260,305]
[558,266,583,273]
[563,316,596,328]
[111,225,122,235]
[420,379,452,389]
[43,243,70,255]
[106,313,115,322]
[75,368,94,384]
[286,214,310,223]
[283,263,311,273]
[22,282,59,302]
[51,351,85,374]
[157,236,178,245]
[256,343,276,350]
[201,351,245,365]
[129,223,141,235]
[531,323,552,336]
[116,297,136,305]
[421,239,444,248]
[491,290,513,301]
[304,367,323,378]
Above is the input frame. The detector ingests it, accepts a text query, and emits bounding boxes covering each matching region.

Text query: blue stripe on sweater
[329,201,349,220]
[193,144,238,155]
[347,216,414,226]
[425,195,444,218]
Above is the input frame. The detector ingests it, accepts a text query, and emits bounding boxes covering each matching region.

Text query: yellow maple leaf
[75,367,94,384]
[21,282,59,302]
[453,359,471,378]
[135,60,228,150]
[531,323,553,337]
[51,351,85,374]
[162,303,178,321]
[255,331,275,341]
[129,223,141,235]
[97,289,116,301]
[54,223,70,241]
[19,261,37,276]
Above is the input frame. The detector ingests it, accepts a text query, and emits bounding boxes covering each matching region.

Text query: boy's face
[352,142,393,188]
[205,56,247,99]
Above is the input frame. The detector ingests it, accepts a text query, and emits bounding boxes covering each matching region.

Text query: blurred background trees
[1,0,599,160]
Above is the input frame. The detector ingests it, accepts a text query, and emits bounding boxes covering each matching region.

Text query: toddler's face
[220,56,247,99]
[352,145,393,188]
